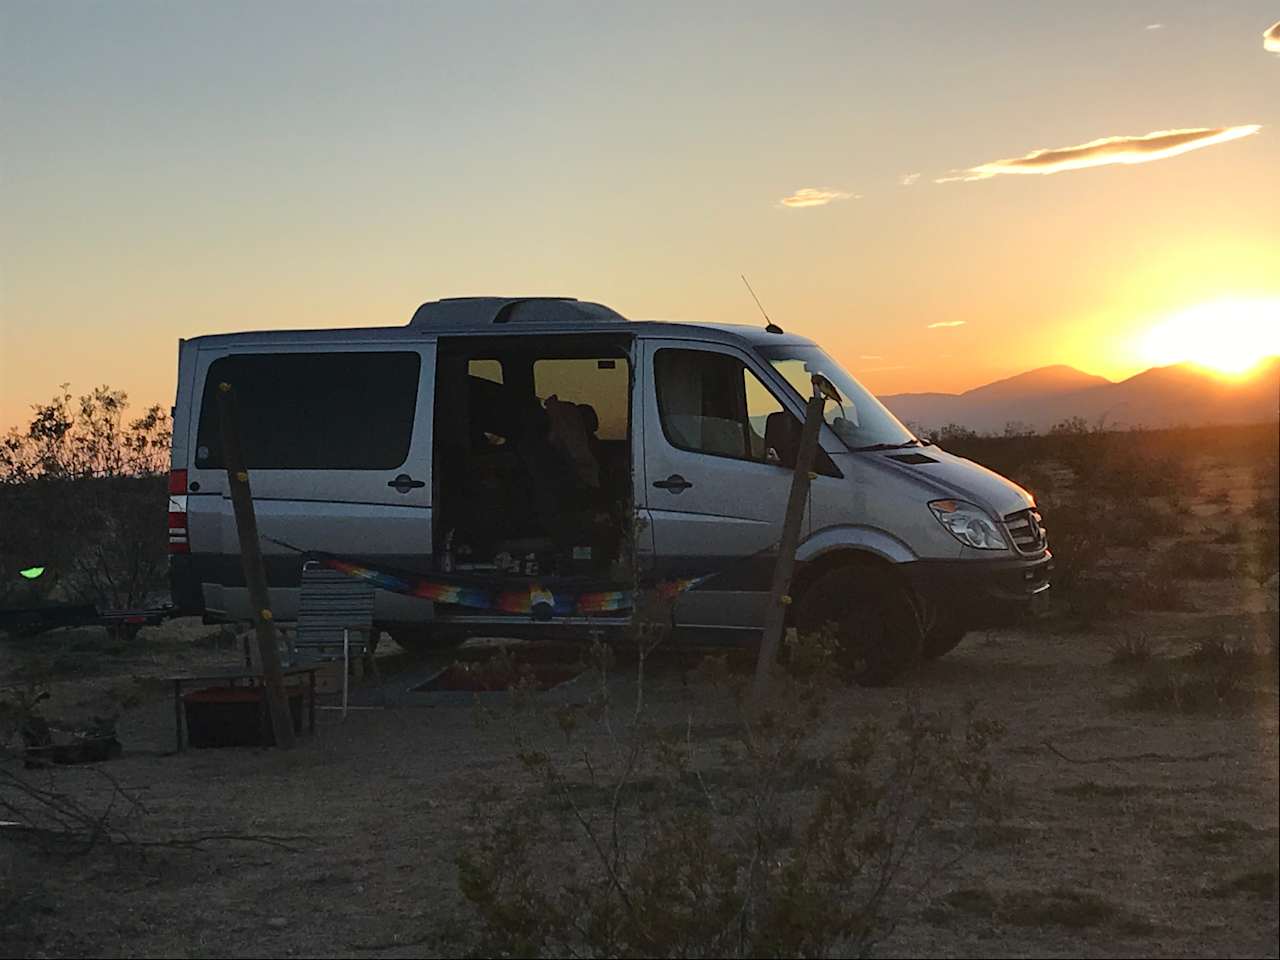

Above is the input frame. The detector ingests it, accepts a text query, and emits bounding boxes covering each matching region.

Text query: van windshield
[756,345,919,451]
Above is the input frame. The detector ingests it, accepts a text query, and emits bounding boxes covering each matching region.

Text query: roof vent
[409,297,627,328]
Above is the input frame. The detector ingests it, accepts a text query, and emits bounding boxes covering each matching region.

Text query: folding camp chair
[292,561,376,717]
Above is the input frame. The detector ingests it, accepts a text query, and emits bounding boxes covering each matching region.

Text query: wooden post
[752,383,827,705]
[216,382,296,749]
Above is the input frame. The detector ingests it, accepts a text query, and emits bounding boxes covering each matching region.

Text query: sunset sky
[2,1,1277,432]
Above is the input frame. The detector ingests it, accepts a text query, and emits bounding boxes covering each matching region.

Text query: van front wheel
[922,616,968,660]
[793,566,922,686]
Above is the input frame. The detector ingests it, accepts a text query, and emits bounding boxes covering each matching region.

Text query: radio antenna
[741,275,784,334]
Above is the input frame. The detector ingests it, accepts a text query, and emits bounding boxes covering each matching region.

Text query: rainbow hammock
[305,552,712,619]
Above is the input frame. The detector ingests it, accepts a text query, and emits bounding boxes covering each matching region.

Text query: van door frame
[429,330,639,629]
[636,335,825,633]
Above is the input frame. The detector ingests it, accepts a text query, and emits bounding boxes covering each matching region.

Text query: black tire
[793,565,923,686]
[921,621,968,660]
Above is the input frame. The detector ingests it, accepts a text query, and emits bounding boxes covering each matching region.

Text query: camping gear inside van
[431,334,633,584]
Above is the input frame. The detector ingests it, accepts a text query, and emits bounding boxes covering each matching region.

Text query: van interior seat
[765,411,799,468]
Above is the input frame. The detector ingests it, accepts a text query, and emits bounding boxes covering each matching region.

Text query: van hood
[860,445,1035,518]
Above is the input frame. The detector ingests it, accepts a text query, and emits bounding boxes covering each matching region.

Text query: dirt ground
[3,613,1276,957]
[2,446,1278,959]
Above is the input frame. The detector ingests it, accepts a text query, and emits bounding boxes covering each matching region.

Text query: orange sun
[1138,297,1280,376]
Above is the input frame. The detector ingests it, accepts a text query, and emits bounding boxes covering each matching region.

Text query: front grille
[1004,508,1047,554]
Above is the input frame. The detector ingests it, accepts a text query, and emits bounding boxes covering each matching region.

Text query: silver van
[168,296,1050,683]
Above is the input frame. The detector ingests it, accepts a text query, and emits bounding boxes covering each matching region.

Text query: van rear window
[194,352,421,470]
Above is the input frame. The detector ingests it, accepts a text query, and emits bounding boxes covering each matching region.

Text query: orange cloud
[779,187,857,208]
[927,321,966,329]
[936,125,1261,182]
[1265,20,1280,53]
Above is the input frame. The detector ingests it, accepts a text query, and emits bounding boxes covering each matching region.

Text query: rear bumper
[901,551,1052,627]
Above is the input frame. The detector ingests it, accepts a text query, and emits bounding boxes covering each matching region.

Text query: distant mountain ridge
[880,359,1280,433]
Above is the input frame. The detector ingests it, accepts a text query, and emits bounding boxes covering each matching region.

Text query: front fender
[797,524,919,566]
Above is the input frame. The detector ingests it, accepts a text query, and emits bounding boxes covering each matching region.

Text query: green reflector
[19,567,45,579]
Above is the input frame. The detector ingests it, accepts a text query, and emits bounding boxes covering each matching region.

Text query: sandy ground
[2,598,1276,959]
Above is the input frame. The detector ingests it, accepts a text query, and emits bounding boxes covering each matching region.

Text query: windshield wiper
[848,440,921,452]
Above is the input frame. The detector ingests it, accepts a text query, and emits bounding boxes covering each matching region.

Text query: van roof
[181,296,818,350]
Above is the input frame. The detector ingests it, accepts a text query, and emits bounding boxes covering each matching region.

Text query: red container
[182,686,303,748]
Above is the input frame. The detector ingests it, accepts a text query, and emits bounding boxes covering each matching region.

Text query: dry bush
[1118,637,1274,714]
[0,385,170,608]
[1152,544,1234,581]
[1212,519,1245,545]
[456,631,1005,958]
[1248,465,1279,585]
[1108,634,1156,667]
[1121,671,1252,714]
[1125,573,1198,612]
[1108,500,1171,549]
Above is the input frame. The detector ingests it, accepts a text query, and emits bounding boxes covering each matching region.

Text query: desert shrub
[1213,520,1245,545]
[1002,421,1037,440]
[1248,470,1279,584]
[1049,417,1092,437]
[1182,636,1270,676]
[1120,670,1250,714]
[1031,491,1131,622]
[1055,578,1120,622]
[1126,573,1197,612]
[1152,544,1234,581]
[932,423,979,445]
[1108,634,1156,667]
[1108,500,1170,548]
[1119,637,1273,714]
[1077,449,1198,503]
[457,633,1005,958]
[1034,496,1099,590]
[0,386,170,608]
[0,385,169,482]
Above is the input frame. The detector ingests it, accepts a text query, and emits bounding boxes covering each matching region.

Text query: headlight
[929,499,1007,550]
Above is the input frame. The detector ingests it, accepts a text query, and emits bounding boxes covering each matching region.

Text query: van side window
[194,352,421,470]
[654,349,794,466]
[468,359,503,384]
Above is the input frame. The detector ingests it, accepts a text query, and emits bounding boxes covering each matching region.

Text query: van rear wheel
[794,566,922,687]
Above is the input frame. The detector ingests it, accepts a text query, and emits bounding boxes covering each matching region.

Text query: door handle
[653,474,693,493]
[388,473,426,493]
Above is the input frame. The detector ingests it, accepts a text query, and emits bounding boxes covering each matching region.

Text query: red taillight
[168,469,189,554]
